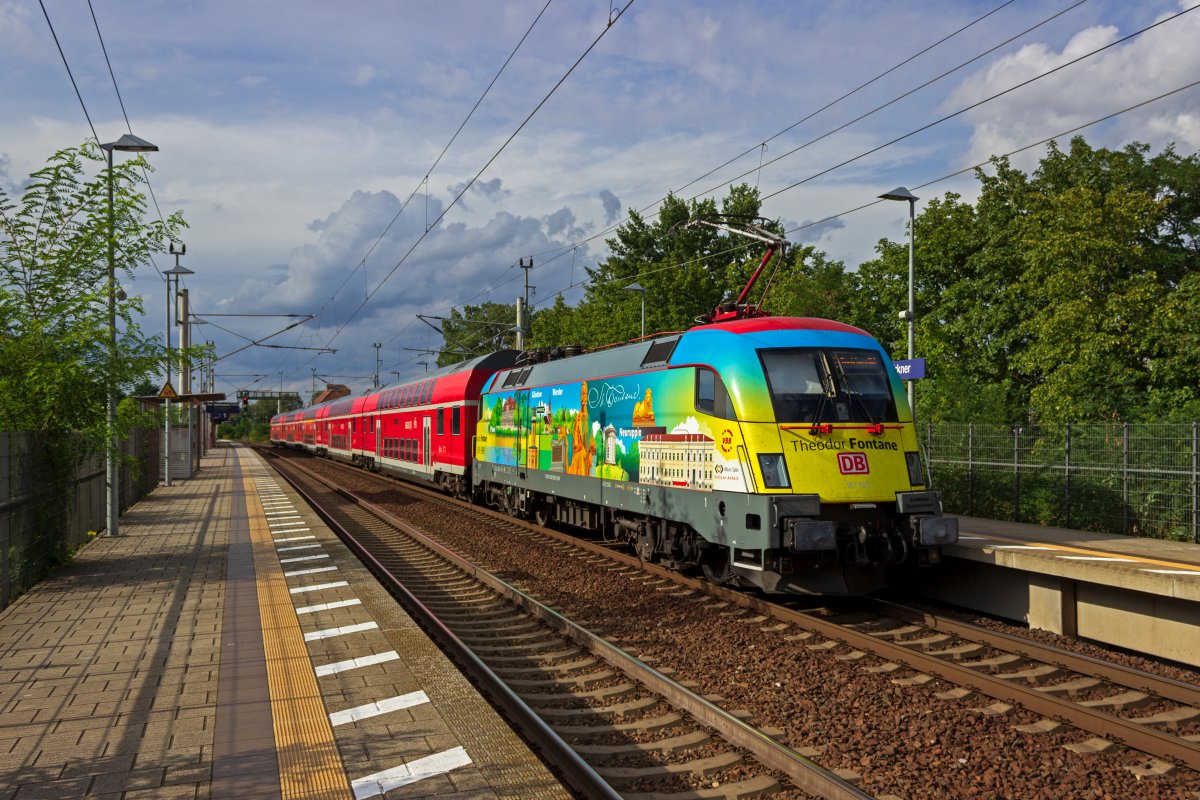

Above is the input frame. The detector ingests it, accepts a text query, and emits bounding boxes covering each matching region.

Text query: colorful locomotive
[271,316,956,594]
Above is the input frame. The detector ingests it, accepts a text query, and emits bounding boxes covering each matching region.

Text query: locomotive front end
[675,317,957,594]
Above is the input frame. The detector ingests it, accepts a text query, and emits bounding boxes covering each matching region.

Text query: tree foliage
[0,143,187,449]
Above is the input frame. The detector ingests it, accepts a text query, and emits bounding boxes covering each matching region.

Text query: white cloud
[239,75,267,87]
[349,64,382,87]
[946,4,1200,167]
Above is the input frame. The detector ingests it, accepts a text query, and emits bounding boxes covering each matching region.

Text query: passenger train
[270,315,957,595]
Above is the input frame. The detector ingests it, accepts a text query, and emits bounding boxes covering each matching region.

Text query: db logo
[837,452,870,475]
[720,428,734,454]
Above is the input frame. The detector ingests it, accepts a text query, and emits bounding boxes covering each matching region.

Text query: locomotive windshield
[759,348,898,423]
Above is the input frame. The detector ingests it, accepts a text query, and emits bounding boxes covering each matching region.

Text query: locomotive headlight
[905,451,925,486]
[758,453,789,489]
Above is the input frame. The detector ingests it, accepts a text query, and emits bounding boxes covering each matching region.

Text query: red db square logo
[837,452,869,475]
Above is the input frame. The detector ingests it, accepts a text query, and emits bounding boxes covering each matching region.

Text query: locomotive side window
[452,406,461,435]
[437,408,445,435]
[694,368,735,419]
[760,348,897,424]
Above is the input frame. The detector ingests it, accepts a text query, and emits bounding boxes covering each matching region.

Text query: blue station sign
[892,358,926,380]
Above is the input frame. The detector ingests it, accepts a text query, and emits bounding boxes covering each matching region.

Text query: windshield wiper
[808,353,837,434]
[830,354,879,427]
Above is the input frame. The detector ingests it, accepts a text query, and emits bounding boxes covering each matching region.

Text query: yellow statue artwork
[567,382,594,476]
[632,388,655,426]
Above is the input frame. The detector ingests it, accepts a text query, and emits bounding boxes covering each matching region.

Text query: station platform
[0,443,570,800]
[923,515,1200,667]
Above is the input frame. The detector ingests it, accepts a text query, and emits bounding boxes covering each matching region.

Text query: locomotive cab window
[437,408,445,435]
[452,406,461,435]
[695,368,735,419]
[759,348,897,424]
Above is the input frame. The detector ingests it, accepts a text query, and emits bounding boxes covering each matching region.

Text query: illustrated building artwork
[639,433,714,490]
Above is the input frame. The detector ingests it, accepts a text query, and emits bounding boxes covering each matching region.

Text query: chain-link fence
[922,422,1200,542]
[0,429,159,610]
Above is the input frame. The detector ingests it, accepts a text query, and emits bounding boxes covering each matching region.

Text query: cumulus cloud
[792,216,845,243]
[349,64,382,87]
[946,5,1200,166]
[598,189,621,224]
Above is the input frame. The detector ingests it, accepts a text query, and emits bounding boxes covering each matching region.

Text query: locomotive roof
[485,316,875,392]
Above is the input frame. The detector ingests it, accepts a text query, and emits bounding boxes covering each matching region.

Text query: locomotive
[271,224,957,594]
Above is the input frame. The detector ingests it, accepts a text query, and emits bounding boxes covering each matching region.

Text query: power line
[312,0,557,326]
[87,0,171,281]
[38,0,98,144]
[761,1,1199,201]
[515,0,1095,285]
[325,0,637,348]
[529,76,1200,305]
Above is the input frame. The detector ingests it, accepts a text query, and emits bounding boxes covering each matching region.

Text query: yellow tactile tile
[239,452,353,800]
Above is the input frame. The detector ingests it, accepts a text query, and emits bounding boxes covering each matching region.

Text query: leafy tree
[0,142,186,449]
[436,301,517,366]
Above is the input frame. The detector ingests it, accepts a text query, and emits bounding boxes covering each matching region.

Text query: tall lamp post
[163,256,193,487]
[101,134,158,536]
[625,282,645,339]
[879,187,918,416]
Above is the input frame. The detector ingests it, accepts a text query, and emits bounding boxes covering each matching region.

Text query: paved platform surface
[948,514,1200,600]
[0,443,571,800]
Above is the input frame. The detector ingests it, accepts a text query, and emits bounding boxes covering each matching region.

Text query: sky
[2,0,1198,399]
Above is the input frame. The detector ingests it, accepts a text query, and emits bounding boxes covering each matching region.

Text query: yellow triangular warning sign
[158,381,177,399]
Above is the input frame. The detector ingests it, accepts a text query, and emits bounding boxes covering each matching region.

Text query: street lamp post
[100,134,158,536]
[163,255,193,487]
[879,187,918,416]
[625,282,645,339]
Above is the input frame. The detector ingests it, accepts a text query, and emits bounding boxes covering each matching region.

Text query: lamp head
[625,282,644,292]
[100,134,159,153]
[879,186,918,203]
[164,265,194,277]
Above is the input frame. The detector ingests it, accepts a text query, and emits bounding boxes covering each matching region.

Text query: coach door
[423,416,432,470]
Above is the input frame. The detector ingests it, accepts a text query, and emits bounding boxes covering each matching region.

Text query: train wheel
[701,545,732,586]
[534,506,550,527]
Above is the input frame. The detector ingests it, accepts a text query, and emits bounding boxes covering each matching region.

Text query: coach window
[695,368,736,419]
[421,381,434,405]
[452,406,461,435]
[437,408,445,435]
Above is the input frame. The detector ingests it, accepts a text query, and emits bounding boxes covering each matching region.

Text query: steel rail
[872,598,1200,706]
[266,451,875,800]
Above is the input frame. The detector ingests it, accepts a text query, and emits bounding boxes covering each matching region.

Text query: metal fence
[0,429,160,610]
[922,422,1199,543]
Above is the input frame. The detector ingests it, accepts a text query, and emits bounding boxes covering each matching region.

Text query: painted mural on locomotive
[475,369,751,493]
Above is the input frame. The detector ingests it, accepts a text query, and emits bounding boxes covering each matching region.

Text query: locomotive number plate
[837,452,870,475]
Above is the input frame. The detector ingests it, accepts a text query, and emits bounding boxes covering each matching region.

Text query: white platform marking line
[279,554,330,564]
[264,512,303,518]
[296,598,362,614]
[1058,556,1137,562]
[269,523,309,530]
[350,747,472,799]
[304,621,379,641]
[289,580,349,595]
[284,565,339,577]
[330,691,430,726]
[1141,569,1200,576]
[315,650,399,677]
[274,535,317,543]
[989,545,1056,550]
[277,544,322,552]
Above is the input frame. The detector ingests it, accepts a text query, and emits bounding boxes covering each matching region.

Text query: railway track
[261,447,1200,798]
[264,449,871,800]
